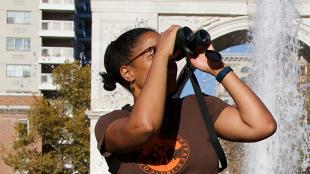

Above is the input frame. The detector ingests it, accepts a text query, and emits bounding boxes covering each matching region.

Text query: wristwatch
[216,66,233,82]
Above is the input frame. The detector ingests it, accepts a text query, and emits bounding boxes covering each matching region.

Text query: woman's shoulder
[182,93,229,106]
[94,109,130,156]
[94,109,130,143]
[181,93,217,103]
[180,93,229,121]
[97,109,130,125]
[95,109,130,132]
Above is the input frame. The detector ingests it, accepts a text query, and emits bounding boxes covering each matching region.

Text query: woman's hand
[188,44,225,76]
[155,25,181,60]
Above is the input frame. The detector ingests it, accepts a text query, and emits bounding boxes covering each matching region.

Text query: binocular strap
[185,60,227,173]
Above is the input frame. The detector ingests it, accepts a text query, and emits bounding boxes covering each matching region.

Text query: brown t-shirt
[95,94,229,174]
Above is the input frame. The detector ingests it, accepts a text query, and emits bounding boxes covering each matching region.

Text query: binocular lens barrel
[174,27,194,51]
[194,30,211,47]
[173,27,212,60]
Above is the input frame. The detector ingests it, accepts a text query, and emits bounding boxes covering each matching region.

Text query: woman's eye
[149,47,156,56]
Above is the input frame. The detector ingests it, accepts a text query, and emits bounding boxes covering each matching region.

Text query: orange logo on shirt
[138,135,190,174]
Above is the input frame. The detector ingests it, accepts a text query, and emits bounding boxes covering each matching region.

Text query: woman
[95,25,277,174]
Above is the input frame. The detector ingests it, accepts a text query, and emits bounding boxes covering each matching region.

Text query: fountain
[243,0,309,173]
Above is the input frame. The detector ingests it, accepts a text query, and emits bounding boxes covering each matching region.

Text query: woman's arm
[104,26,180,153]
[212,70,277,141]
[189,45,277,142]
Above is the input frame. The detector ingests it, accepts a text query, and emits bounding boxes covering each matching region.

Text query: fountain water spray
[243,0,309,173]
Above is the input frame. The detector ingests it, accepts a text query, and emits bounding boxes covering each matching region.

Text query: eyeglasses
[125,47,156,66]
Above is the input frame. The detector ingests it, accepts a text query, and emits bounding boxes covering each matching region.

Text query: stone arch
[89,1,310,172]
[299,23,310,48]
[204,15,310,50]
[177,15,310,75]
[204,16,250,41]
[176,16,310,93]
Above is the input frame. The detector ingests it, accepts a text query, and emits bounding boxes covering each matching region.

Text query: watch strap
[216,66,233,82]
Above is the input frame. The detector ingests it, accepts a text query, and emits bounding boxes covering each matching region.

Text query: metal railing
[41,0,74,5]
[41,20,74,32]
[41,47,74,59]
[40,73,56,90]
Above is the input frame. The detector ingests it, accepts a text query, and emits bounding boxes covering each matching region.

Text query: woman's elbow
[255,119,277,141]
[269,118,277,133]
[265,119,277,137]
[132,120,159,140]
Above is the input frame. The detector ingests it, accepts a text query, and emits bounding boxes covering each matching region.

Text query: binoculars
[172,27,222,61]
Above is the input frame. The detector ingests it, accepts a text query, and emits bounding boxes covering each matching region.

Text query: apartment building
[39,0,75,97]
[0,0,41,173]
[39,0,91,97]
[0,0,41,94]
[0,0,91,173]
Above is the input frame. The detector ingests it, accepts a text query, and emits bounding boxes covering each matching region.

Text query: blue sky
[221,44,252,54]
[180,44,250,97]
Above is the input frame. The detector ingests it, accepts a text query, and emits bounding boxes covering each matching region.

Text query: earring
[130,81,135,92]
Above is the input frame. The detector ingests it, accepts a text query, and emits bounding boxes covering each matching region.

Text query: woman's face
[127,31,178,95]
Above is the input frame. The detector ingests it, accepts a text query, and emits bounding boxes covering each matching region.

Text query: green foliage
[1,62,91,173]
[52,62,91,112]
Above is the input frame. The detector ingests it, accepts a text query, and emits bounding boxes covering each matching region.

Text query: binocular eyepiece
[173,27,222,61]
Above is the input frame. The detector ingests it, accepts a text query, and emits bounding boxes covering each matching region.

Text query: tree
[1,62,91,174]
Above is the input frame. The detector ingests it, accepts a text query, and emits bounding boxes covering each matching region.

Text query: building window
[6,64,31,78]
[6,37,31,51]
[7,11,31,24]
[64,22,73,31]
[18,119,29,138]
[41,75,48,83]
[241,66,250,73]
[41,22,48,30]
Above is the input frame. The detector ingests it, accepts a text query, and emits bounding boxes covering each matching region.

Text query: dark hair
[100,28,156,91]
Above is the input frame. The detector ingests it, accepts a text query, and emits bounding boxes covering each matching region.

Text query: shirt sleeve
[94,110,129,157]
[203,94,230,123]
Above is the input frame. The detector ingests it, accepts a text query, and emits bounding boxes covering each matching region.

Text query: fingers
[167,25,181,32]
[160,25,181,37]
[164,25,181,37]
[156,25,181,57]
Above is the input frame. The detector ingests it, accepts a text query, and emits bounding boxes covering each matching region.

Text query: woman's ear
[120,66,135,83]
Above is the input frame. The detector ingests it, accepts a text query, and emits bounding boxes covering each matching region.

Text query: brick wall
[0,114,28,174]
[0,95,41,174]
[0,95,37,106]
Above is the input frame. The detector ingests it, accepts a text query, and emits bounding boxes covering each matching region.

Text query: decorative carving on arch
[203,16,250,40]
[92,14,157,110]
[298,19,310,47]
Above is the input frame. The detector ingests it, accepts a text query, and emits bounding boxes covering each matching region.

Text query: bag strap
[105,154,120,174]
[184,59,227,172]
